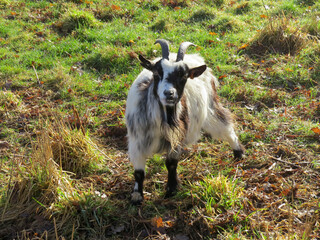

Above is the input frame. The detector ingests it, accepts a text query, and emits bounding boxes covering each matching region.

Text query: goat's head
[139,39,207,107]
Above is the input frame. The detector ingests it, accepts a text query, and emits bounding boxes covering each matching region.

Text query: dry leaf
[128,51,137,58]
[0,141,10,149]
[151,216,164,228]
[311,127,320,135]
[219,74,227,79]
[111,4,121,10]
[239,43,248,50]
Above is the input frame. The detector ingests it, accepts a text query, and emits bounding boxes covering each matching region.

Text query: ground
[0,0,319,239]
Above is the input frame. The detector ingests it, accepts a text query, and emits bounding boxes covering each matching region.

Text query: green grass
[0,0,320,239]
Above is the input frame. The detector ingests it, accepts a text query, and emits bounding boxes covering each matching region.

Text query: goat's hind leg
[204,108,244,159]
[165,148,181,198]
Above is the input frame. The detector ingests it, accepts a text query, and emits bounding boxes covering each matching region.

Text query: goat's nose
[164,89,174,98]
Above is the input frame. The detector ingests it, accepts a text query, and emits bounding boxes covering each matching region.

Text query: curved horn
[176,42,196,62]
[155,39,170,60]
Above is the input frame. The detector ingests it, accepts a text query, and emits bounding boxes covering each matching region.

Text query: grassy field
[0,0,320,239]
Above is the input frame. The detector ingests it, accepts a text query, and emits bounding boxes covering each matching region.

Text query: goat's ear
[139,55,154,71]
[188,65,207,79]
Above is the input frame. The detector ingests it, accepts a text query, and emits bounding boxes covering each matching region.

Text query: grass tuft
[189,9,216,23]
[94,6,133,22]
[84,46,137,73]
[294,0,317,6]
[0,0,8,9]
[245,17,307,57]
[192,174,243,214]
[0,130,78,238]
[234,1,251,15]
[303,16,320,39]
[54,10,99,35]
[0,90,24,118]
[48,117,104,178]
[42,67,72,95]
[208,14,244,33]
[151,19,173,32]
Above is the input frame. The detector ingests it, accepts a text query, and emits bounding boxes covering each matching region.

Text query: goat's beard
[160,104,185,151]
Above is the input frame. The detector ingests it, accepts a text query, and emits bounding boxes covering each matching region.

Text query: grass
[0,0,320,239]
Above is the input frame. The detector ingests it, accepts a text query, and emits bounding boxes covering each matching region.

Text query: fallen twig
[270,156,301,168]
[32,63,42,87]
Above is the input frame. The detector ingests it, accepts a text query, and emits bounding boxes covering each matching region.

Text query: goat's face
[156,59,189,107]
[139,56,207,107]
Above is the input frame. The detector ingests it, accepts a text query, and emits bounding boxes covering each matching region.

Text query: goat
[125,39,244,204]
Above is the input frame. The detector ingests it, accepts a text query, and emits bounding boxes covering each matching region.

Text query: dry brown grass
[0,129,78,239]
[49,118,104,177]
[0,112,107,238]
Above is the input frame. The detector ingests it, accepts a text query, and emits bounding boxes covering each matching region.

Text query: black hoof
[233,149,244,159]
[131,192,143,205]
[164,189,177,199]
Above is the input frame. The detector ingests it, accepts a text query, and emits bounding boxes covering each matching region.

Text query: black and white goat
[125,39,244,204]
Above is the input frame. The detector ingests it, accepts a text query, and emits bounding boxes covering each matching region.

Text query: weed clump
[245,18,307,57]
[54,10,99,35]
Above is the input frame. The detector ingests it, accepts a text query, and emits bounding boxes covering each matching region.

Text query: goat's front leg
[165,149,181,198]
[130,153,146,205]
[132,169,145,205]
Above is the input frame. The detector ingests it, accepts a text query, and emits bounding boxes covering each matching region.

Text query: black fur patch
[166,105,178,127]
